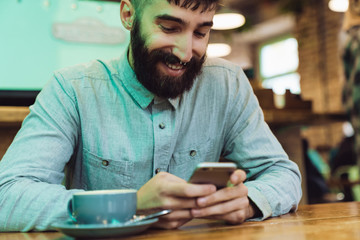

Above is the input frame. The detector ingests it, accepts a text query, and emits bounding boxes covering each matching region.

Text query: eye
[194,31,207,38]
[159,24,178,33]
[194,27,210,39]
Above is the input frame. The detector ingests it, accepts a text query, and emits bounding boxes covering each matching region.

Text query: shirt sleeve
[221,69,302,220]
[0,73,83,231]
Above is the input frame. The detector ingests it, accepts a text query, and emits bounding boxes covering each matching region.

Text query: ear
[120,0,135,30]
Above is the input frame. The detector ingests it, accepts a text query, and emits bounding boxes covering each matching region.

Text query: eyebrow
[156,14,213,28]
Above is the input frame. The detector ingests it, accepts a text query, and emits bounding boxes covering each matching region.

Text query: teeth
[166,62,183,70]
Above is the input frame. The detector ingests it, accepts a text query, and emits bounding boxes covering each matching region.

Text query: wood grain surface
[2,202,360,240]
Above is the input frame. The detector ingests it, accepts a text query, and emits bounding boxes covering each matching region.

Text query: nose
[172,34,193,63]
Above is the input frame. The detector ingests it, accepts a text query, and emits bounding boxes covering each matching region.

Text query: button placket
[152,101,175,177]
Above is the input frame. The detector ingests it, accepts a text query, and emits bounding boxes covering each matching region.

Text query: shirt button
[155,168,161,174]
[159,123,165,129]
[190,150,197,157]
[102,160,109,166]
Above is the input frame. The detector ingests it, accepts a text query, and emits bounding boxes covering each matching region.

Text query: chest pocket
[82,148,135,190]
[169,138,217,181]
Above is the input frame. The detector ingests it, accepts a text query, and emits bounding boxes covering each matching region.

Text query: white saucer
[51,218,158,239]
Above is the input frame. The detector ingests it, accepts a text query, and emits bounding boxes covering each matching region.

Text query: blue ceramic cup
[68,189,137,225]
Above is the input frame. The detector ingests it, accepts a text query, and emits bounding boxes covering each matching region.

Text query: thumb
[230,169,246,185]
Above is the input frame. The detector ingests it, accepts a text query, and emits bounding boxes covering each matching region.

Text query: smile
[165,62,185,70]
[157,60,186,78]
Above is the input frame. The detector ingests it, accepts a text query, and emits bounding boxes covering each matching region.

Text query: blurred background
[0,0,357,205]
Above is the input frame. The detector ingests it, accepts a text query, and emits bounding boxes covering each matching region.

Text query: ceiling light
[328,0,349,12]
[212,13,245,30]
[207,43,232,58]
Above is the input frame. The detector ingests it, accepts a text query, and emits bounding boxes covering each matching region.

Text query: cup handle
[67,199,77,222]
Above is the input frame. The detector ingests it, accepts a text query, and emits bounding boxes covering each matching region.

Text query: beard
[130,19,206,99]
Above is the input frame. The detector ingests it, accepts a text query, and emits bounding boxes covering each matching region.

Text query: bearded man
[0,0,301,231]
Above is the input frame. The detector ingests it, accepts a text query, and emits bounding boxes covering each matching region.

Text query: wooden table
[2,202,360,240]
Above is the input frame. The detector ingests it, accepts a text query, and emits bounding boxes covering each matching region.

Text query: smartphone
[188,162,237,189]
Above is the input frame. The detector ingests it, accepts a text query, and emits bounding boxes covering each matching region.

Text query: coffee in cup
[68,189,137,225]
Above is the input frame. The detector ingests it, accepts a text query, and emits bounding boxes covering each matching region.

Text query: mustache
[149,50,200,68]
[164,54,185,65]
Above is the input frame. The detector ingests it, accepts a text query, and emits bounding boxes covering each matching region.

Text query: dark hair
[131,0,219,18]
[167,0,219,12]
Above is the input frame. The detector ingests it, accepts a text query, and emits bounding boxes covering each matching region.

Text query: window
[259,37,300,95]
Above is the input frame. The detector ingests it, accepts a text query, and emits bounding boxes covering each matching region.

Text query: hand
[190,169,256,224]
[137,172,216,229]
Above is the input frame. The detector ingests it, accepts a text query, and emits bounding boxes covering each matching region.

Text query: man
[0,0,301,231]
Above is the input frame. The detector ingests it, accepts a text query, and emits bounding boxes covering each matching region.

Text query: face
[127,0,216,99]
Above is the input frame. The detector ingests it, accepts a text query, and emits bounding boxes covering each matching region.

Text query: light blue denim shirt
[0,49,301,231]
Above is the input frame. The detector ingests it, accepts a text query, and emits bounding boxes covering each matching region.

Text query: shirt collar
[169,98,180,109]
[153,96,180,109]
[117,48,180,110]
[118,49,154,109]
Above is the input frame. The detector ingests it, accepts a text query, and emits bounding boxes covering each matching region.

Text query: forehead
[140,0,216,20]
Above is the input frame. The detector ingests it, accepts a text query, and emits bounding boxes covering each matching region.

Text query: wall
[295,0,346,154]
[0,0,129,91]
[0,0,130,158]
[295,0,344,114]
[227,0,347,158]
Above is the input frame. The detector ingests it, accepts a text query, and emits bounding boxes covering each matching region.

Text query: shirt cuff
[245,184,272,221]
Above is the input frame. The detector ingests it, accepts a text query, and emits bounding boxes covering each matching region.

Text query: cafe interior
[1,0,360,238]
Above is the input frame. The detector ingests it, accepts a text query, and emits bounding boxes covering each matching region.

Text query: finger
[152,218,191,229]
[230,169,246,185]
[196,183,248,207]
[137,189,198,210]
[152,210,193,229]
[192,196,249,218]
[156,172,217,198]
[164,182,217,198]
[161,209,193,220]
[160,196,198,209]
[199,209,248,224]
